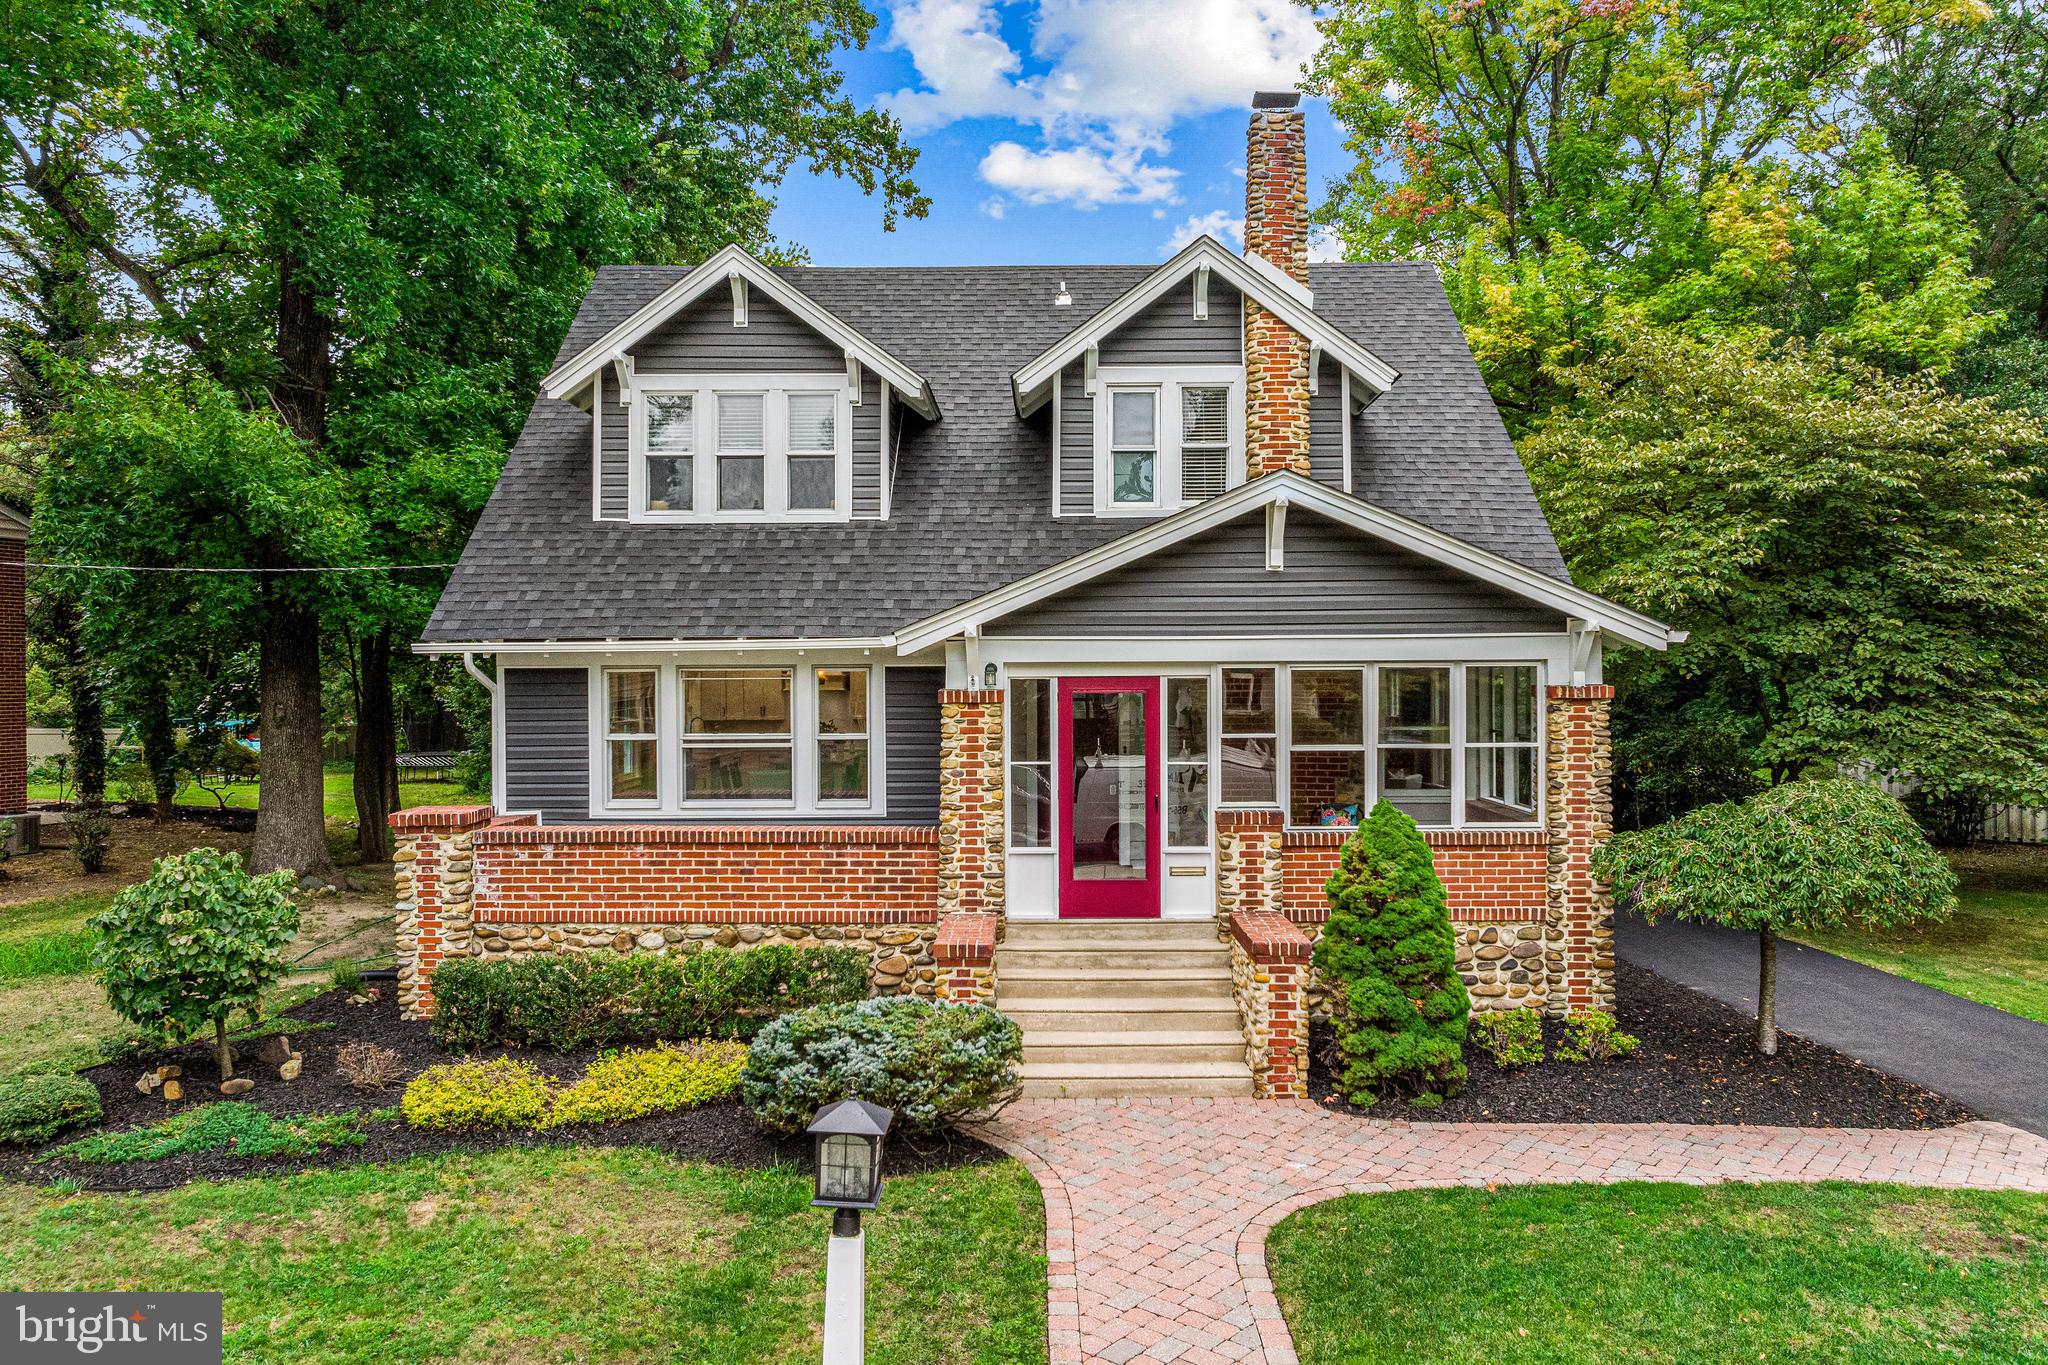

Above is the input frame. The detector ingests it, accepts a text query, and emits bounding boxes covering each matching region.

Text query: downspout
[461,651,497,696]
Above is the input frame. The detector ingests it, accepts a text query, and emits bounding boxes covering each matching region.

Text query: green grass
[0,891,115,986]
[0,1145,1048,1364]
[1791,848,2048,1024]
[50,1103,384,1164]
[26,769,454,823]
[1270,1182,2048,1364]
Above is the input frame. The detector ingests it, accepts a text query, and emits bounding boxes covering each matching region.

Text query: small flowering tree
[91,848,300,1081]
[1595,780,1957,1054]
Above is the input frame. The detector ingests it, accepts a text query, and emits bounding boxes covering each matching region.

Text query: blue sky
[769,1,1352,267]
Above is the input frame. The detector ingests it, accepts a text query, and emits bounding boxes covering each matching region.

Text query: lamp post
[809,1099,893,1365]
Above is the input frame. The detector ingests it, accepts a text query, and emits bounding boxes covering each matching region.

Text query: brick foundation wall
[938,689,1005,917]
[0,536,24,816]
[391,808,943,1020]
[1280,829,1547,924]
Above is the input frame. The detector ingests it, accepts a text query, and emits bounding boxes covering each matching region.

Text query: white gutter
[460,651,498,696]
[415,636,901,656]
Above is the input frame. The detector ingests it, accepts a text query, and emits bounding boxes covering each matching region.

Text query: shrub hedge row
[429,945,870,1052]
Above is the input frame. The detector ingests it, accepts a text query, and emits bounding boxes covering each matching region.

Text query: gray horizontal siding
[597,367,628,519]
[987,510,1567,637]
[853,365,883,518]
[502,668,591,822]
[1058,363,1093,516]
[1309,353,1345,491]
[630,290,842,372]
[1099,279,1242,365]
[885,666,942,823]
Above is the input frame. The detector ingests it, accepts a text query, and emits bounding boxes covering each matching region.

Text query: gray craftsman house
[396,93,1681,1098]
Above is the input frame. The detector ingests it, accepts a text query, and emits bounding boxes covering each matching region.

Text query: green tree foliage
[1596,780,1957,1052]
[1525,321,2048,814]
[1312,802,1470,1106]
[89,847,300,1081]
[1309,0,1995,426]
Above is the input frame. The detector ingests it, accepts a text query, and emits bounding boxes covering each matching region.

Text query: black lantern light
[983,662,998,688]
[809,1099,892,1224]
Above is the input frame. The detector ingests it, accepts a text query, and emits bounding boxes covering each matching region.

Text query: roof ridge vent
[1053,280,1072,307]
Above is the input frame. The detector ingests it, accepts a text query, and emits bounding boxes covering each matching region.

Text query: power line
[25,561,456,573]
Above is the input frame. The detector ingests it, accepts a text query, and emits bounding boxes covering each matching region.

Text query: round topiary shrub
[0,1073,103,1145]
[740,997,1022,1135]
[1312,801,1471,1106]
[90,848,299,1082]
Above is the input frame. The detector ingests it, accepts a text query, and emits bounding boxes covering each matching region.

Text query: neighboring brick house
[397,93,1681,1099]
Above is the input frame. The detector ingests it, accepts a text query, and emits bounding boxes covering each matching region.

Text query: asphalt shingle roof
[422,261,1567,643]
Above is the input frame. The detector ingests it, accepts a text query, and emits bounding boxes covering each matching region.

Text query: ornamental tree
[1594,780,1957,1054]
[1312,802,1470,1106]
[90,848,301,1081]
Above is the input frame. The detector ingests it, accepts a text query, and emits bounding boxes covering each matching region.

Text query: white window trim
[626,371,854,524]
[1091,365,1244,516]
[587,663,885,818]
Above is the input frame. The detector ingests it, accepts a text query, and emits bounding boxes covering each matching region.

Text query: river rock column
[391,804,493,1019]
[938,689,1005,917]
[1544,685,1616,1013]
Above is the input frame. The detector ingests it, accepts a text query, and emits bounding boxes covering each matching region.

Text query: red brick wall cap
[1284,827,1545,848]
[1216,807,1284,831]
[1230,909,1312,963]
[390,804,494,832]
[933,912,999,965]
[474,822,939,847]
[1546,684,1616,701]
[937,689,1004,705]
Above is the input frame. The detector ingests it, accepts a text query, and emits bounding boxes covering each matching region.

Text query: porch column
[1544,685,1616,1013]
[1216,807,1284,917]
[391,804,493,1019]
[934,912,999,1004]
[1227,910,1311,1098]
[937,689,1005,918]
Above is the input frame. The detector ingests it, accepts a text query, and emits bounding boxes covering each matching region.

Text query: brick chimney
[1243,90,1312,478]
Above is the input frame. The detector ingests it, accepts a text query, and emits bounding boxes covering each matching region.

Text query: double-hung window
[1094,370,1243,513]
[814,667,869,802]
[604,669,660,805]
[683,668,792,801]
[1464,666,1539,824]
[1220,667,1278,805]
[634,378,849,521]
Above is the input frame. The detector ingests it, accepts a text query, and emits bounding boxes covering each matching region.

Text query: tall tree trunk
[56,598,107,805]
[353,629,396,862]
[133,667,180,825]
[253,589,336,883]
[1756,926,1779,1056]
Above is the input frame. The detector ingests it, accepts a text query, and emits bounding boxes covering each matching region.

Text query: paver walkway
[979,1099,2048,1365]
[1615,911,2048,1136]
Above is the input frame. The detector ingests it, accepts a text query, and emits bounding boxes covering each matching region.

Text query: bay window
[633,376,851,521]
[1009,678,1052,848]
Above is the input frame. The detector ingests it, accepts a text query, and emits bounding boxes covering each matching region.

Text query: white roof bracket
[610,354,636,405]
[1266,497,1288,571]
[1083,345,1099,398]
[1193,263,1210,321]
[1308,343,1322,395]
[728,271,748,327]
[847,355,863,403]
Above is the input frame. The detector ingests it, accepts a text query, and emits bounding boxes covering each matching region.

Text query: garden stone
[279,1056,302,1082]
[251,1035,294,1067]
[136,1071,159,1095]
[160,1080,182,1102]
[219,1078,255,1095]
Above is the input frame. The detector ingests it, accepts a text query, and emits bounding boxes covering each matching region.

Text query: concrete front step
[1003,918,1220,944]
[1018,1059,1256,1099]
[1001,944,1231,972]
[1023,1029,1248,1065]
[999,965,1236,999]
[999,997,1243,1034]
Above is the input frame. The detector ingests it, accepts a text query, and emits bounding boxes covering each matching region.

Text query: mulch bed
[0,987,1003,1192]
[1310,961,1976,1129]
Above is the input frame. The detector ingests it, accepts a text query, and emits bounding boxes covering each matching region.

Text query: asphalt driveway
[1614,912,2048,1138]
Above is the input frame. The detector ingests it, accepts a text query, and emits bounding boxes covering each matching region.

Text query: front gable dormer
[543,246,937,524]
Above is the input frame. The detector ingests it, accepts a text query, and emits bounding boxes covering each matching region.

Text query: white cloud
[1308,226,1345,263]
[980,141,1181,209]
[880,0,1321,209]
[980,195,1008,220]
[1161,209,1244,255]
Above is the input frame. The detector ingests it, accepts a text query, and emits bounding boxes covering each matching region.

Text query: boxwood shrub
[741,997,1022,1135]
[430,944,870,1053]
[0,1074,103,1146]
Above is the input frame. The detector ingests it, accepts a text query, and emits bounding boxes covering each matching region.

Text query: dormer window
[630,374,853,522]
[1092,367,1244,516]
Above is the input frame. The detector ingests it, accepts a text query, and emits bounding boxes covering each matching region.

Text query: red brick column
[938,689,1005,917]
[391,804,494,1018]
[1545,685,1616,1012]
[934,912,999,1004]
[1228,909,1311,1098]
[0,534,24,818]
[1216,808,1284,917]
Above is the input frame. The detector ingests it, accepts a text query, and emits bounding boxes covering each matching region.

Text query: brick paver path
[979,1100,2048,1365]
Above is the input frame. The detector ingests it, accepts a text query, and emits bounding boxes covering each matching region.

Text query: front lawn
[1269,1182,2048,1364]
[1792,845,2048,1024]
[0,1145,1047,1365]
[28,767,453,823]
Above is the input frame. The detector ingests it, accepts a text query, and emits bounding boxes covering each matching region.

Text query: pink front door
[1057,676,1161,919]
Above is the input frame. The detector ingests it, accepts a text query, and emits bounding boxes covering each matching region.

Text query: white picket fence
[1860,769,2048,845]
